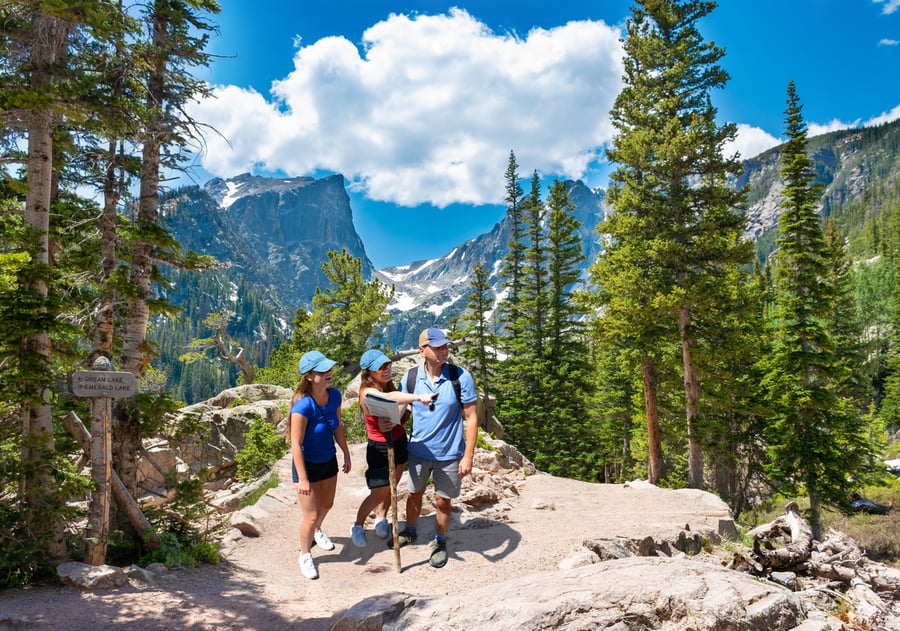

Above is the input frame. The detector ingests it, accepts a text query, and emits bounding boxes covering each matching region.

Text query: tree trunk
[807,483,823,541]
[20,8,69,563]
[745,501,813,571]
[679,304,703,489]
[115,0,169,508]
[92,137,121,361]
[62,412,160,550]
[642,353,664,484]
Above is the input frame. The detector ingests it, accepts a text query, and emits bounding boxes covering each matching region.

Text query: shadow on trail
[329,510,522,572]
[0,561,312,630]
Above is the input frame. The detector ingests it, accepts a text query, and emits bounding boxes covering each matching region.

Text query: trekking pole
[386,429,401,573]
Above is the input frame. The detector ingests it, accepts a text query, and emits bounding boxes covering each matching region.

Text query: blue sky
[186,0,900,269]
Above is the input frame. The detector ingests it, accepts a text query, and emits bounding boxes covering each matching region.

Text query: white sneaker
[298,553,318,579]
[313,529,335,551]
[350,524,367,547]
[374,518,390,539]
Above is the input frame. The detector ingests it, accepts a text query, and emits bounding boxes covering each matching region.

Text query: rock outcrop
[136,383,292,508]
[334,558,816,631]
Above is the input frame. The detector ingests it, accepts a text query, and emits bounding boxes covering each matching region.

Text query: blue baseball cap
[419,327,450,348]
[360,349,391,371]
[298,350,337,374]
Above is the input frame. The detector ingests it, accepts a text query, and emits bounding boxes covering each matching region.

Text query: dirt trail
[0,442,732,630]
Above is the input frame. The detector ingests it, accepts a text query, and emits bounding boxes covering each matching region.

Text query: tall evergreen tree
[880,276,900,431]
[542,180,593,477]
[295,248,394,388]
[764,81,874,538]
[499,150,525,336]
[114,0,220,505]
[519,171,548,361]
[496,173,543,458]
[822,219,868,405]
[457,260,497,432]
[589,0,750,485]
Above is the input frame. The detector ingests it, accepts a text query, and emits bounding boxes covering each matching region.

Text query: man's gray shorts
[406,453,461,499]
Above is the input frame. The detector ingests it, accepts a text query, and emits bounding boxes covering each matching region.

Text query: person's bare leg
[297,492,318,554]
[434,495,452,537]
[313,476,337,532]
[405,490,424,528]
[355,486,389,526]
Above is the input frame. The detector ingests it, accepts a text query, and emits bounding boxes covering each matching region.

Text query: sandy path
[0,442,732,630]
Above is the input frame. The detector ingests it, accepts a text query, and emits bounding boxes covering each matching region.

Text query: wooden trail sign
[71,361,138,565]
[72,370,138,398]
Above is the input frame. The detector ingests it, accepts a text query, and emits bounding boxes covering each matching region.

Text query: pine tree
[499,150,525,336]
[0,0,95,564]
[295,249,394,388]
[114,0,220,505]
[877,268,900,433]
[519,171,548,361]
[496,173,544,459]
[542,180,593,478]
[764,81,874,538]
[457,260,497,432]
[589,0,750,485]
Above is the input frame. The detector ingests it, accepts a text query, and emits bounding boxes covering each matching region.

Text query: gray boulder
[335,557,809,631]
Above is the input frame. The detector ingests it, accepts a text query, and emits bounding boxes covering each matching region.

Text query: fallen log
[62,411,160,550]
[745,501,813,571]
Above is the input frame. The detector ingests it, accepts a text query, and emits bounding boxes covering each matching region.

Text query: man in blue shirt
[390,327,478,568]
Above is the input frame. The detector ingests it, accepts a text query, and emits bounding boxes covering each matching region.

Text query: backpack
[405,363,462,405]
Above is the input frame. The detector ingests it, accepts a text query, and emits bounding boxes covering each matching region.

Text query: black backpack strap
[448,363,462,405]
[405,365,418,394]
[408,364,462,405]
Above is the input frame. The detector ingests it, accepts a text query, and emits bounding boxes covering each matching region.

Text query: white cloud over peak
[864,103,900,127]
[873,0,900,14]
[727,103,900,160]
[727,124,781,161]
[189,9,623,207]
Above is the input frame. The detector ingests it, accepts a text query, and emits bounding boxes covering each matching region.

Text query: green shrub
[0,436,91,587]
[139,531,219,569]
[342,400,368,444]
[236,416,286,480]
[139,474,224,569]
[475,429,495,451]
[240,472,279,508]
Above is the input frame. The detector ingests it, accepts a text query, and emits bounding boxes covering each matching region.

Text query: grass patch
[240,471,280,508]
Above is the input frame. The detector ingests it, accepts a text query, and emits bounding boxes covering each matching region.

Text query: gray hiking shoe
[386,527,417,548]
[429,539,447,568]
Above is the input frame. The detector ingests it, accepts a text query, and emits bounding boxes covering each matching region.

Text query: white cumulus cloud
[188,8,623,207]
[727,124,781,160]
[873,0,900,14]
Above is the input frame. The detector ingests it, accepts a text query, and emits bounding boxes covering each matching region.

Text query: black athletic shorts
[365,435,408,489]
[292,455,338,483]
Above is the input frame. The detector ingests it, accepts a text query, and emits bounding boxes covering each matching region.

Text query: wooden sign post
[72,358,137,565]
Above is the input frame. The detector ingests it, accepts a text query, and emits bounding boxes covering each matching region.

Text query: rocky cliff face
[738,119,900,246]
[164,173,373,315]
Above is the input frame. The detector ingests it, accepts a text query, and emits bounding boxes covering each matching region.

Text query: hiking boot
[350,524,367,548]
[386,527,417,548]
[429,539,447,568]
[314,529,335,551]
[298,552,318,579]
[374,518,390,540]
